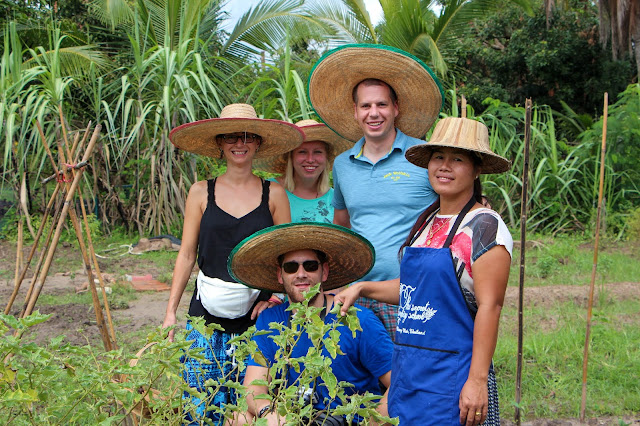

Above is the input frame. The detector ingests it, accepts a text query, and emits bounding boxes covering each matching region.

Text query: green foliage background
[0,0,638,239]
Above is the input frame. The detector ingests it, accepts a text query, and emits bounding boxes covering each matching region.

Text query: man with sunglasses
[227,223,393,425]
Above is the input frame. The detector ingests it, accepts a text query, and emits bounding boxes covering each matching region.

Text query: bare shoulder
[188,180,209,197]
[185,180,210,211]
[268,180,287,197]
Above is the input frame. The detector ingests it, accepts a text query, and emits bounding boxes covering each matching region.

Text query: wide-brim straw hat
[308,44,444,141]
[254,119,353,174]
[169,103,304,159]
[228,222,375,292]
[405,117,511,174]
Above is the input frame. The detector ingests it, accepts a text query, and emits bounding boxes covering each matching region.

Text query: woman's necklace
[425,216,451,247]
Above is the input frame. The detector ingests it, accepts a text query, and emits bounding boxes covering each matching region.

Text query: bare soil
[1,241,639,425]
[0,240,191,348]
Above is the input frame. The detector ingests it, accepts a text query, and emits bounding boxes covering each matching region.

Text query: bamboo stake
[77,184,118,349]
[461,95,467,118]
[19,186,65,317]
[515,99,532,424]
[18,117,89,315]
[14,215,23,296]
[67,207,113,350]
[59,117,115,351]
[22,125,101,318]
[15,120,68,315]
[58,104,73,162]
[4,183,61,314]
[19,172,37,241]
[580,92,609,421]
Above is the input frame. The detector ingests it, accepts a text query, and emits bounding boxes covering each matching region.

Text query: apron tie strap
[443,196,477,248]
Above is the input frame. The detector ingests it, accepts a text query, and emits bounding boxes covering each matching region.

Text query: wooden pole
[580,92,609,421]
[67,207,113,350]
[22,125,101,318]
[19,186,64,317]
[76,184,118,349]
[515,98,532,425]
[4,183,61,314]
[461,95,467,118]
[14,214,24,297]
[58,116,115,351]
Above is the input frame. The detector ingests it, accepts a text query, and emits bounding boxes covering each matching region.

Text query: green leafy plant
[0,287,395,425]
[226,285,396,425]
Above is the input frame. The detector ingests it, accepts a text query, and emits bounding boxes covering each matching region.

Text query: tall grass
[496,298,640,419]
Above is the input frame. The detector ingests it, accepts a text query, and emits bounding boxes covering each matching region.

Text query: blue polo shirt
[248,302,393,415]
[332,129,437,282]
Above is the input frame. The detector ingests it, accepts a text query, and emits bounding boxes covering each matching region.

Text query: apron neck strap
[443,196,477,248]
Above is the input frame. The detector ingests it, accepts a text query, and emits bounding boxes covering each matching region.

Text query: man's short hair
[352,78,398,105]
[278,249,328,266]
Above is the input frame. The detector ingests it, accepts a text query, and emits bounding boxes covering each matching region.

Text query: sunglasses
[218,132,262,144]
[281,260,320,274]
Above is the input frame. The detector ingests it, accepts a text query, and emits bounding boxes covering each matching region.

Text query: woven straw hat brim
[308,44,444,141]
[169,118,304,159]
[254,124,353,174]
[228,223,375,292]
[404,117,511,174]
[405,143,511,174]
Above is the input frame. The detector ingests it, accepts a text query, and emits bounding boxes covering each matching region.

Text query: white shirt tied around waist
[196,270,260,319]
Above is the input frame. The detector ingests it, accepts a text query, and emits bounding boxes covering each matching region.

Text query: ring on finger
[475,411,482,417]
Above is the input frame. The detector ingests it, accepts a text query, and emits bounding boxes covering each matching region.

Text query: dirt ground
[1,241,639,425]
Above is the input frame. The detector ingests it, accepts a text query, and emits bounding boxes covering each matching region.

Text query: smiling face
[353,81,399,144]
[216,132,261,164]
[291,141,328,183]
[277,249,329,305]
[427,147,481,200]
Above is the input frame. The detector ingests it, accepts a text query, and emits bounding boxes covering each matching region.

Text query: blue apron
[389,198,477,425]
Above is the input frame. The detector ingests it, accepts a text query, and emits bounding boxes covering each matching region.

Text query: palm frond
[305,0,377,44]
[88,0,135,30]
[223,0,306,55]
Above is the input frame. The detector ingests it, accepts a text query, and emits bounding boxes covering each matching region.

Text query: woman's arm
[162,181,206,340]
[268,181,291,225]
[373,370,391,424]
[333,208,351,228]
[334,278,400,316]
[459,245,510,426]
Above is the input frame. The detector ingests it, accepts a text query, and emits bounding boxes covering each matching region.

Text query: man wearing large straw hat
[227,223,393,425]
[308,44,444,336]
[255,119,352,223]
[164,103,303,425]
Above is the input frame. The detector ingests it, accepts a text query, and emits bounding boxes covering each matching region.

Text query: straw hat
[228,223,375,292]
[169,103,304,159]
[254,119,353,174]
[308,44,444,142]
[405,117,511,174]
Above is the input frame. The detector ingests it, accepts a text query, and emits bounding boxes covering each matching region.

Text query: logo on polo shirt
[383,171,410,181]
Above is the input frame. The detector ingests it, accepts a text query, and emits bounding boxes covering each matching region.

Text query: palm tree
[308,0,534,77]
[597,0,640,80]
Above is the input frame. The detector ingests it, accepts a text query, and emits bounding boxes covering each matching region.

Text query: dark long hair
[398,154,484,259]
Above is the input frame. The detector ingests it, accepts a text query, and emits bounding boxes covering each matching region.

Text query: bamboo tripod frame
[3,110,117,352]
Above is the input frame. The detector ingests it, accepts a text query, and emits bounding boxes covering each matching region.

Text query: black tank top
[188,177,273,333]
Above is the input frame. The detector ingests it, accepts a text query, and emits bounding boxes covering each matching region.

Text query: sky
[223,0,384,30]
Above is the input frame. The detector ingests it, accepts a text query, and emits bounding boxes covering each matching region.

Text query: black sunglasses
[218,132,261,144]
[281,260,320,274]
